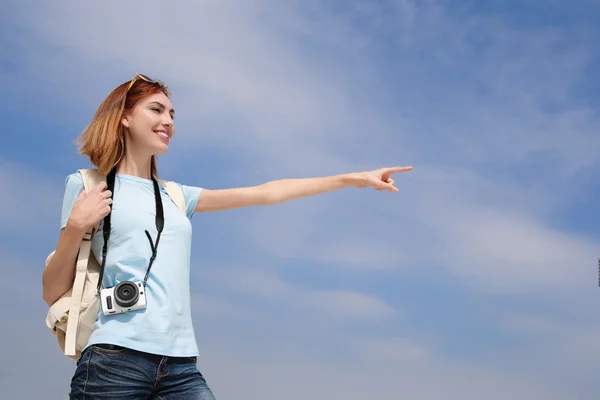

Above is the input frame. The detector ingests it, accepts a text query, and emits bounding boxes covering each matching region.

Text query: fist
[67,181,112,233]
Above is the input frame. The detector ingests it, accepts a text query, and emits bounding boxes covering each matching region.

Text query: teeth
[156,131,169,140]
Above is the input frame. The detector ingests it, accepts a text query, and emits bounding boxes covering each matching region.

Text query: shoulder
[172,182,203,199]
[159,179,203,218]
[64,172,84,193]
[65,172,83,185]
[59,172,85,227]
[65,168,105,192]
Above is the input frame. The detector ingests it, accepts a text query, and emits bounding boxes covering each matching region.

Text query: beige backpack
[45,168,186,360]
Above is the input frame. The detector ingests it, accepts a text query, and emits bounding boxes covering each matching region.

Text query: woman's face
[121,92,175,156]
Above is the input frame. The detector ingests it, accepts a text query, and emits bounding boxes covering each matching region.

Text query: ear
[121,113,131,129]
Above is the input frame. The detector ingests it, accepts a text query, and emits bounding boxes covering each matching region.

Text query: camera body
[100,281,146,315]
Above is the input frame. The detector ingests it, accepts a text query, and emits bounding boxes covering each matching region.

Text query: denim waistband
[92,343,197,364]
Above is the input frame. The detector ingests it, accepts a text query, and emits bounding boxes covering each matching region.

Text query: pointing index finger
[384,166,413,175]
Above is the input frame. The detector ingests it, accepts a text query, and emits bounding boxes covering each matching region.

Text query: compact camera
[100,281,147,315]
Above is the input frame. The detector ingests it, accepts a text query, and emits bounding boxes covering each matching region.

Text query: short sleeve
[176,183,203,219]
[60,173,84,229]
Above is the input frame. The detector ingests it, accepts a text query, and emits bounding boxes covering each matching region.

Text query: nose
[162,117,173,128]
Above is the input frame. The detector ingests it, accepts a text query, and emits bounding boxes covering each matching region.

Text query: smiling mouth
[155,131,170,142]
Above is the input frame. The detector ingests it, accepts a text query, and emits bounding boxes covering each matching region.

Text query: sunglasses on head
[126,72,171,95]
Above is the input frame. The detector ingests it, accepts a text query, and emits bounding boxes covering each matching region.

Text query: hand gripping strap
[79,168,105,231]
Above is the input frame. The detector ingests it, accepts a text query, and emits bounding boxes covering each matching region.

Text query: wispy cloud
[200,266,397,319]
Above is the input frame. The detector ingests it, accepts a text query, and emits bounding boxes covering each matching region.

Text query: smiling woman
[76,72,174,179]
[41,72,412,400]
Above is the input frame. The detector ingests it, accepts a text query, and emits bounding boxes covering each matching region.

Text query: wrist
[65,218,88,237]
[339,172,365,188]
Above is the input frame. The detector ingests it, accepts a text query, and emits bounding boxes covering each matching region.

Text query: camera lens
[114,281,140,308]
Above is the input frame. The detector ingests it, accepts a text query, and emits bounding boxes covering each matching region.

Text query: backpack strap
[64,168,104,356]
[158,179,186,213]
[63,233,94,356]
[78,168,105,189]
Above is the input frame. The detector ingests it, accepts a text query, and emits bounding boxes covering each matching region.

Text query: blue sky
[2,0,600,398]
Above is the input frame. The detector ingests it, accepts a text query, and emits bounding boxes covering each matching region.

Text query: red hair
[76,78,170,177]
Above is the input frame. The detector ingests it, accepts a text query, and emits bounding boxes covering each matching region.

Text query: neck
[116,150,153,180]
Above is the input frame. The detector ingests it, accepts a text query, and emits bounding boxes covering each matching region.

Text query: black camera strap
[96,167,165,294]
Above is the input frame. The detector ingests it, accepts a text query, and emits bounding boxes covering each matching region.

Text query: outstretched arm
[194,166,412,213]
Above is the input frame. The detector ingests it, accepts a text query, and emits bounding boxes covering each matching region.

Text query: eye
[151,108,160,113]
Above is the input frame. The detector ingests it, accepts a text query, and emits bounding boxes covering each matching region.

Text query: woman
[42,73,412,399]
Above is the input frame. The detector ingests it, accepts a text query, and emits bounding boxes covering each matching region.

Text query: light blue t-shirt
[60,172,203,357]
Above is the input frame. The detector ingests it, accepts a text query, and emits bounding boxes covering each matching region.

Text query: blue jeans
[69,344,216,399]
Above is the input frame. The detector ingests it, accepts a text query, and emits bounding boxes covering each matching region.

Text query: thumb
[377,182,398,193]
[374,180,392,191]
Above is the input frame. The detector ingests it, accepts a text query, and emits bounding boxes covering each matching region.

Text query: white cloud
[216,267,291,298]
[190,292,258,318]
[3,253,599,400]
[311,289,396,318]
[10,0,599,195]
[204,164,598,294]
[404,167,599,292]
[8,0,599,178]
[225,193,413,271]
[498,312,565,338]
[195,334,570,400]
[360,337,431,364]
[201,265,397,320]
